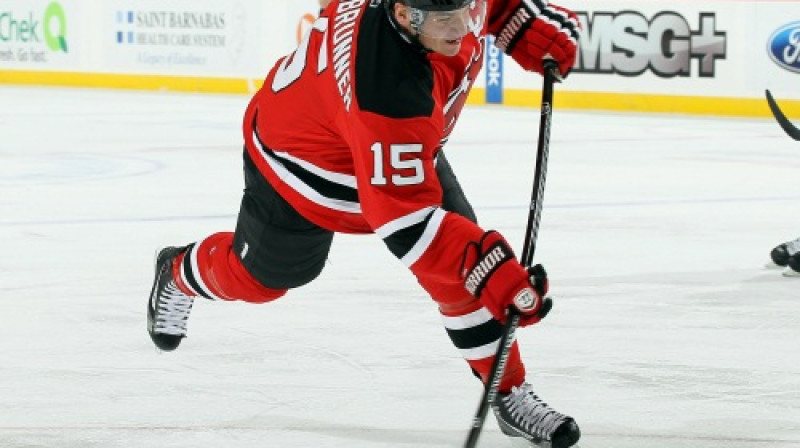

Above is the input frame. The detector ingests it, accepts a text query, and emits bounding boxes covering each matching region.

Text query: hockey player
[147,0,581,446]
[769,237,800,276]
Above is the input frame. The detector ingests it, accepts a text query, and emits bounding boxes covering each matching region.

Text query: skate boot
[492,382,580,448]
[147,246,194,351]
[784,252,800,277]
[769,237,800,267]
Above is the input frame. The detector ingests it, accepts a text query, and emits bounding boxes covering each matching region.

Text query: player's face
[395,1,486,57]
[417,10,470,56]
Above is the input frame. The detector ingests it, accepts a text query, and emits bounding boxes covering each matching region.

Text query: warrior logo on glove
[463,241,512,296]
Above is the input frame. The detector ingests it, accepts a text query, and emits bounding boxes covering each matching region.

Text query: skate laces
[500,383,568,439]
[154,280,193,336]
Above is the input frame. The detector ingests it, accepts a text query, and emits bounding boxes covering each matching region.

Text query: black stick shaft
[521,66,556,267]
[766,89,800,141]
[463,61,559,448]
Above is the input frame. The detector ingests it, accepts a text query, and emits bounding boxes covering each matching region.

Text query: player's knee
[189,232,290,303]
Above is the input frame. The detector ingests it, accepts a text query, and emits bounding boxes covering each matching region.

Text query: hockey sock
[426,280,526,393]
[178,232,287,303]
[441,306,527,393]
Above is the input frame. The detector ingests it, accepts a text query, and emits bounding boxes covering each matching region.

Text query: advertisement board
[484,35,503,104]
[1,0,798,116]
[99,0,262,76]
[0,0,81,69]
[491,0,799,114]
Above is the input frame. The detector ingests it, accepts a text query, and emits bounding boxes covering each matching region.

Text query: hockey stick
[766,89,800,141]
[463,60,559,448]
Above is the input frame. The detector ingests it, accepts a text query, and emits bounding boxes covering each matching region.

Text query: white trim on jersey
[271,150,358,188]
[400,207,447,267]
[374,206,436,239]
[252,131,362,214]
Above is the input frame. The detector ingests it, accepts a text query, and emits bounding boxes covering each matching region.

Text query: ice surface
[1,86,799,448]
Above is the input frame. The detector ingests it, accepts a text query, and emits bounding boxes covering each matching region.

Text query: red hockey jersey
[243,0,510,282]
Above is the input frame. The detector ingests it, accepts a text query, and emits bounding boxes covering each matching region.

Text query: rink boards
[0,0,798,117]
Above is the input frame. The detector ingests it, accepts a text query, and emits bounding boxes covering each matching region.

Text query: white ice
[1,86,799,448]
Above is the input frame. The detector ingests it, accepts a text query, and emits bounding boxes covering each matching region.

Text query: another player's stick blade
[765,89,800,141]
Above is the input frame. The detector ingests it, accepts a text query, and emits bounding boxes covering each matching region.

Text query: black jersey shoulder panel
[354,6,435,119]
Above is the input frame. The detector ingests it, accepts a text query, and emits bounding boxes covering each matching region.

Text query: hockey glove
[490,0,580,79]
[461,231,553,327]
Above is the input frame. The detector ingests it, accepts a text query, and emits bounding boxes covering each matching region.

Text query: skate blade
[510,439,543,448]
[765,261,785,269]
[509,440,582,448]
[782,267,800,277]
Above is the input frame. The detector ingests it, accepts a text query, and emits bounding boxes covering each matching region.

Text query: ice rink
[1,85,799,448]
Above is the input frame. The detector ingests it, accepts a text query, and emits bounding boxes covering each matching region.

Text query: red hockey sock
[422,279,526,393]
[178,232,287,303]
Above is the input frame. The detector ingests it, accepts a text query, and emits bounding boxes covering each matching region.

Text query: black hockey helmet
[385,0,486,40]
[400,0,473,11]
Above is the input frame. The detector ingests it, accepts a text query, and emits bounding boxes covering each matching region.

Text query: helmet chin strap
[384,3,432,54]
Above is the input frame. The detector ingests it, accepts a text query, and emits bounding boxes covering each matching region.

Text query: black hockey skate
[769,237,800,267]
[492,382,580,448]
[147,246,194,351]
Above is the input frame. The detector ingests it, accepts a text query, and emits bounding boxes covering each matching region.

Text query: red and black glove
[490,0,581,79]
[461,231,553,327]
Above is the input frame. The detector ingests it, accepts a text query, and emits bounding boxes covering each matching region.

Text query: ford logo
[768,22,800,73]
